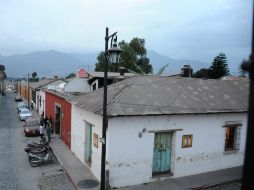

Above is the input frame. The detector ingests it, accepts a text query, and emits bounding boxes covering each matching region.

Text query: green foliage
[129,38,146,57]
[32,72,37,78]
[0,65,7,79]
[95,38,153,74]
[156,63,169,76]
[30,71,39,82]
[193,53,230,79]
[0,65,5,71]
[209,53,229,79]
[238,64,248,78]
[193,68,211,78]
[65,73,76,79]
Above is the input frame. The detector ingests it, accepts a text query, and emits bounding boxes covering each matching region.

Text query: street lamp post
[27,73,30,109]
[100,27,121,190]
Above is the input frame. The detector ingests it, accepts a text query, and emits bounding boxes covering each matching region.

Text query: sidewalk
[50,135,99,190]
[50,134,242,190]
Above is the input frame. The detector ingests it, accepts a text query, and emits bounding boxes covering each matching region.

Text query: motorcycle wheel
[30,157,39,167]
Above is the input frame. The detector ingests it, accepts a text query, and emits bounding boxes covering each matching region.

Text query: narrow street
[0,92,75,190]
[0,92,41,189]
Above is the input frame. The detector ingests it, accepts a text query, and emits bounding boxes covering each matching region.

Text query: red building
[45,90,72,148]
[76,68,88,78]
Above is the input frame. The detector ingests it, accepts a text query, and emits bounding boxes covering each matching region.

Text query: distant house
[69,76,248,188]
[37,79,66,115]
[76,68,88,78]
[64,77,91,93]
[87,71,135,90]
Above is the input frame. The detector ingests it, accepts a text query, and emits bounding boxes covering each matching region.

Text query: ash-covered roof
[70,76,249,117]
[29,79,56,89]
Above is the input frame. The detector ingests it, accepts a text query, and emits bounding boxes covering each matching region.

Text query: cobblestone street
[0,93,75,190]
[39,163,75,190]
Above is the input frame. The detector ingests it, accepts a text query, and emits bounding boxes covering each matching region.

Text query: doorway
[152,132,173,176]
[55,105,61,136]
[85,121,92,166]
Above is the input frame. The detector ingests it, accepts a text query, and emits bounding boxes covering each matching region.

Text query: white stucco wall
[107,113,247,188]
[65,78,90,93]
[71,105,103,180]
[38,90,45,116]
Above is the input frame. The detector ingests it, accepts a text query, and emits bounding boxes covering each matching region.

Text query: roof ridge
[107,76,138,113]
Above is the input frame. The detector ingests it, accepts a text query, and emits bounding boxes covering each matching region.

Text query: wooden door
[152,132,172,175]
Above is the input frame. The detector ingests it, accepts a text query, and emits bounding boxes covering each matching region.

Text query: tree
[95,38,153,74]
[32,72,37,78]
[65,73,76,79]
[238,64,248,78]
[209,53,230,79]
[193,68,211,78]
[0,65,7,79]
[30,71,39,82]
[156,63,169,76]
[0,65,5,71]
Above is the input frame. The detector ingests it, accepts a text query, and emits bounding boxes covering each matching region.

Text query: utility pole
[242,3,254,190]
[27,73,30,109]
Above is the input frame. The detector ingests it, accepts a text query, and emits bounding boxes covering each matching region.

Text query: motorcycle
[26,137,47,148]
[28,145,57,167]
[24,142,49,154]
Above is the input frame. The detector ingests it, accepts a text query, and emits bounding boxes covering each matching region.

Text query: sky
[0,0,252,73]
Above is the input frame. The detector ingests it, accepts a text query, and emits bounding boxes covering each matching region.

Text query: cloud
[0,0,252,73]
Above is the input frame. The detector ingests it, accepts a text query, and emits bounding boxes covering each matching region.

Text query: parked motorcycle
[26,137,47,148]
[24,142,49,153]
[28,145,57,167]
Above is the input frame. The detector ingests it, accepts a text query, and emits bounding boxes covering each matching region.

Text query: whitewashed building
[70,76,248,188]
[64,78,91,93]
[36,79,65,115]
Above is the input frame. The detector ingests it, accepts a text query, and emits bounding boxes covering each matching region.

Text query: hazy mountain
[1,50,208,78]
[147,50,209,75]
[1,50,97,78]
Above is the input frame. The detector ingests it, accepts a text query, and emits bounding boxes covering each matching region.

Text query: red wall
[45,92,71,148]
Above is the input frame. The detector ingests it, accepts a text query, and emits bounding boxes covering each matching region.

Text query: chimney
[181,65,193,77]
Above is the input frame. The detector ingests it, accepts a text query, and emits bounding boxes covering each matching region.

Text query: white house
[70,76,248,188]
[64,77,91,93]
[37,79,65,115]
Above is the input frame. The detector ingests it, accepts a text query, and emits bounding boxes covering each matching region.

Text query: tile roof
[70,76,249,117]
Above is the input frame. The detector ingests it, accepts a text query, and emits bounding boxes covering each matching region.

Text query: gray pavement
[0,92,75,190]
[0,92,41,190]
[50,136,99,190]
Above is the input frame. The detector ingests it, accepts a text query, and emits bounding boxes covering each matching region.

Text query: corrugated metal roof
[87,71,135,79]
[29,79,56,89]
[70,76,249,117]
[44,89,87,101]
[40,79,65,90]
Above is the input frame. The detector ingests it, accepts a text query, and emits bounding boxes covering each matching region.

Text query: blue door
[152,132,172,175]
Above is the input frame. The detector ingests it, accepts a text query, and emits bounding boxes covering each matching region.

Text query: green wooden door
[85,122,92,163]
[152,132,172,175]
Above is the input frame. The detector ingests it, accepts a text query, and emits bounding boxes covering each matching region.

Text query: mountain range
[0,50,209,78]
